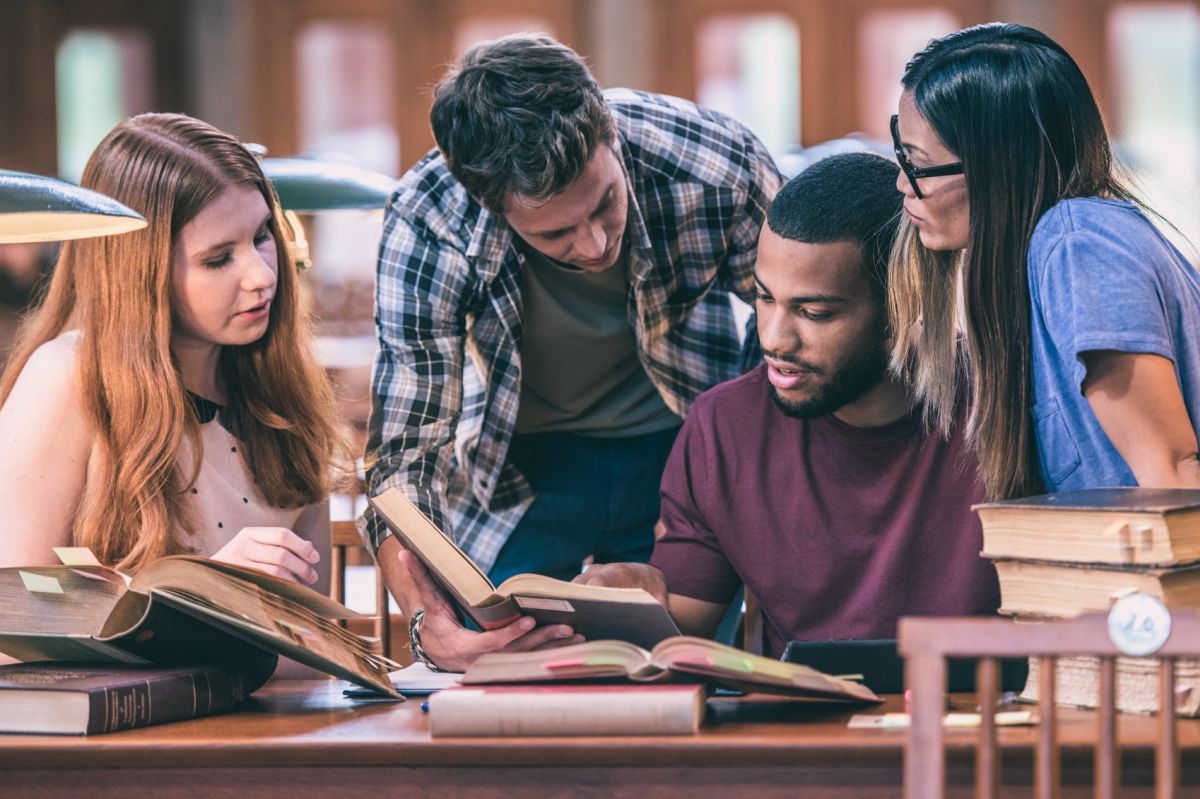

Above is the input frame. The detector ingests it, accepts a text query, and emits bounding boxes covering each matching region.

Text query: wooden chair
[330,519,393,659]
[899,606,1200,799]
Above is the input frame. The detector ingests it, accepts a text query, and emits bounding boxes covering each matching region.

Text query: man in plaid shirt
[366,35,780,670]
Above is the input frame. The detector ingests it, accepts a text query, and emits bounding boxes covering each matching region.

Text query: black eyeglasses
[890,114,963,199]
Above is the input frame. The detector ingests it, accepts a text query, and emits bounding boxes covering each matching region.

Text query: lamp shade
[0,169,147,244]
[261,158,395,212]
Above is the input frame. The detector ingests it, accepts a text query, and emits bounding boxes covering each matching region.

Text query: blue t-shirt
[1028,197,1200,490]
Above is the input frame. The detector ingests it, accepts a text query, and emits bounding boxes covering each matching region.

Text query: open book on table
[0,554,400,698]
[461,635,882,703]
[368,487,681,649]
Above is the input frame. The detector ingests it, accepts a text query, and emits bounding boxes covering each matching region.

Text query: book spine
[428,687,704,737]
[87,669,248,734]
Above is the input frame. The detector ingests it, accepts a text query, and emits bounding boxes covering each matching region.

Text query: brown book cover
[428,683,707,736]
[993,559,1200,618]
[975,488,1200,566]
[368,488,681,649]
[461,636,881,704]
[0,662,250,735]
[0,556,399,698]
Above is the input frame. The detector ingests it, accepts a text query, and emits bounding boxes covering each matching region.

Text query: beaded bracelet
[407,608,447,672]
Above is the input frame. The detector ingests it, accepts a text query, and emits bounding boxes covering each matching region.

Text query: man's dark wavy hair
[430,34,614,213]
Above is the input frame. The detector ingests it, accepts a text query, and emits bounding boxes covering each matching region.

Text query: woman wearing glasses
[888,22,1200,501]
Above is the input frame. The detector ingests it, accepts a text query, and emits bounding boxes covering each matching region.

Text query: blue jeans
[487,426,681,584]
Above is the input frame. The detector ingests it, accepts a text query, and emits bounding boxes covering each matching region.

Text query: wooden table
[1,680,1198,798]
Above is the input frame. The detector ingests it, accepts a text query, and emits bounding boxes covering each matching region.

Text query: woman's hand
[212,527,321,584]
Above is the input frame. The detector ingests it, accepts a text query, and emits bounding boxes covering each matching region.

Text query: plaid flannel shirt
[364,89,781,572]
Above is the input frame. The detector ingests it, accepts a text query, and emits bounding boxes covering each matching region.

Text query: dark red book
[0,662,249,735]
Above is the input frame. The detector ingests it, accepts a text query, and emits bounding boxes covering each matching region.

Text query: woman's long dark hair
[890,22,1134,500]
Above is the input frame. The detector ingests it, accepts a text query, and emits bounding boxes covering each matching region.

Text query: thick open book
[461,636,881,703]
[368,488,681,649]
[0,555,399,698]
[976,488,1200,566]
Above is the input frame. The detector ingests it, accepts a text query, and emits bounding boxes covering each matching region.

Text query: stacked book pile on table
[0,550,400,735]
[427,636,882,737]
[977,488,1200,715]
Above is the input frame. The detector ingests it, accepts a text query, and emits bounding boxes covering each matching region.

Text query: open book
[460,636,882,703]
[0,555,399,698]
[369,488,681,649]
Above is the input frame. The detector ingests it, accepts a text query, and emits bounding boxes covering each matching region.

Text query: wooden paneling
[0,1,58,174]
[5,1,1183,175]
[646,0,995,146]
[0,0,190,175]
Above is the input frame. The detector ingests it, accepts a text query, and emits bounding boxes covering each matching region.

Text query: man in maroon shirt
[576,152,1000,657]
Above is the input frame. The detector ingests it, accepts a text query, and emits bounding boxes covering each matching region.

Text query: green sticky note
[19,571,64,594]
[53,547,102,567]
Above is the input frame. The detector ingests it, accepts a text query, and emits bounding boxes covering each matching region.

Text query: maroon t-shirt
[650,365,999,658]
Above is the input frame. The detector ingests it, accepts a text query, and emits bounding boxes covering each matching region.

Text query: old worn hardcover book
[428,683,707,737]
[1021,655,1200,717]
[993,559,1200,618]
[976,488,1200,566]
[461,636,881,703]
[0,662,250,735]
[368,488,681,649]
[0,556,399,697]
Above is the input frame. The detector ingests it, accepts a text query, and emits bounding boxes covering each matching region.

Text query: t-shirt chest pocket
[1032,395,1082,487]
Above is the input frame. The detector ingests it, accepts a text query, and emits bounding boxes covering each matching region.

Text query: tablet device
[781,638,1028,694]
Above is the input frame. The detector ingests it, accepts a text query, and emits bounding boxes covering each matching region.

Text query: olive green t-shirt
[514,243,679,438]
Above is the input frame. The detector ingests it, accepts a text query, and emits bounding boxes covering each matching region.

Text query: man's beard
[767,336,890,420]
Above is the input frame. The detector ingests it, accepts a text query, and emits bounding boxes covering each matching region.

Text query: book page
[651,636,880,702]
[0,566,127,635]
[495,572,660,604]
[129,557,397,696]
[133,556,359,619]
[462,639,652,684]
[368,488,497,608]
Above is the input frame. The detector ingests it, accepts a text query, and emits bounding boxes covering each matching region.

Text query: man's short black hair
[766,152,902,302]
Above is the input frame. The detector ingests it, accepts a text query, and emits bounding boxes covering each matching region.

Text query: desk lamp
[0,169,146,244]
[259,157,395,271]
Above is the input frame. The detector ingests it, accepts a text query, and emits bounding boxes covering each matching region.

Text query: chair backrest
[330,519,393,659]
[899,607,1200,799]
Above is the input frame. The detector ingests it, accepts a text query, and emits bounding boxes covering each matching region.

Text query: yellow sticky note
[19,571,64,594]
[277,619,316,646]
[53,547,102,567]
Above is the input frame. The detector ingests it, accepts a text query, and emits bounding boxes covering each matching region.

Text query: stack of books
[977,488,1200,715]
[428,636,883,737]
[0,552,402,734]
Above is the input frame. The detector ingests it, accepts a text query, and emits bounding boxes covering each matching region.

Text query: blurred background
[1,0,1198,456]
